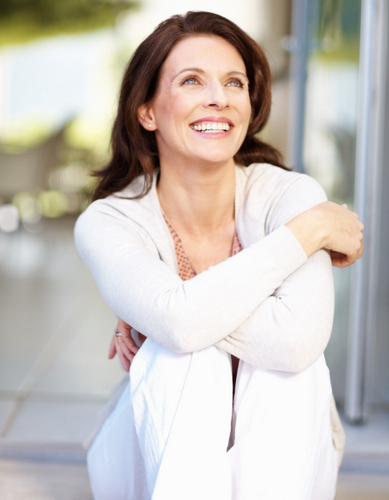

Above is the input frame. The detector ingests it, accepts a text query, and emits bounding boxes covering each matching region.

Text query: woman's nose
[203,83,229,110]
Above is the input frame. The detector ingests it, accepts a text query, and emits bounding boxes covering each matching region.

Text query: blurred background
[0,0,388,498]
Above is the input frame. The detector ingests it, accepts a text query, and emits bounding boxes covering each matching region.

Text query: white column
[345,0,388,422]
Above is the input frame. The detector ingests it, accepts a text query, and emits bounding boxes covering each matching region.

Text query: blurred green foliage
[0,0,139,46]
[319,0,360,38]
[316,0,361,61]
[1,0,115,24]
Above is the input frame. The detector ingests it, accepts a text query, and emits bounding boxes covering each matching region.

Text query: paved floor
[1,458,389,499]
[0,217,388,498]
[0,217,123,457]
[0,459,93,500]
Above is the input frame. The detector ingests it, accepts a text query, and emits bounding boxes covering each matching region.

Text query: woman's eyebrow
[227,70,249,79]
[172,68,248,80]
[172,67,205,79]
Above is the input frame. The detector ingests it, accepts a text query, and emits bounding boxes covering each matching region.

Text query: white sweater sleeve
[75,206,307,354]
[216,175,334,372]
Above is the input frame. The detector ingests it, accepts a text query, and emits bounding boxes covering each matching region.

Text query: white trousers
[87,340,338,500]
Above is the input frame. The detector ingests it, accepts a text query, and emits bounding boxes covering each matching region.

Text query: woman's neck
[156,160,236,237]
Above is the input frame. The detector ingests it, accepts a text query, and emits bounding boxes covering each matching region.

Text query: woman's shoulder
[238,163,327,204]
[78,175,157,224]
[74,174,160,250]
[236,163,328,236]
[238,162,322,190]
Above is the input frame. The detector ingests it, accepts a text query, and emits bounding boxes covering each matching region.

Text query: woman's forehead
[160,35,246,79]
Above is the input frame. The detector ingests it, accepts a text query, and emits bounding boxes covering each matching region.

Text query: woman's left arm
[217,175,336,372]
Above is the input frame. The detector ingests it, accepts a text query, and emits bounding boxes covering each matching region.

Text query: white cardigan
[75,163,345,499]
[75,163,334,372]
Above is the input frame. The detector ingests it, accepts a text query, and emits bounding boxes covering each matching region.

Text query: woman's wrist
[285,206,327,258]
[285,200,364,265]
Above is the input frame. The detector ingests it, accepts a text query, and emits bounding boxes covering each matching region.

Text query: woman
[75,11,363,500]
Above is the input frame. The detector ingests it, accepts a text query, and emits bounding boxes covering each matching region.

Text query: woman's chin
[193,149,238,167]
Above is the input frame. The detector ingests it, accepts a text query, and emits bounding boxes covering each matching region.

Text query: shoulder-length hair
[92,11,288,201]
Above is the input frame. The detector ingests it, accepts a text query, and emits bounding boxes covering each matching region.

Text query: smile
[190,122,231,132]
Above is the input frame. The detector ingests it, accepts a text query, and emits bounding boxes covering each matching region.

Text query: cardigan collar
[110,164,267,261]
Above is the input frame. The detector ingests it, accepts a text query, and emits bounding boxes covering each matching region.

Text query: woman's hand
[286,201,364,268]
[108,318,146,371]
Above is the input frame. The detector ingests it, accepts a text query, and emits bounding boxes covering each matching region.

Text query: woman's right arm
[75,207,306,353]
[75,194,362,356]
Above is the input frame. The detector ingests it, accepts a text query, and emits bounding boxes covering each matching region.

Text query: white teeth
[191,122,231,132]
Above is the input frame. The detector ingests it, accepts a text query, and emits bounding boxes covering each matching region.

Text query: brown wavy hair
[92,11,288,201]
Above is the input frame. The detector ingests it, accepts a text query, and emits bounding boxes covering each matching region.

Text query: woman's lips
[189,117,234,134]
[190,122,231,132]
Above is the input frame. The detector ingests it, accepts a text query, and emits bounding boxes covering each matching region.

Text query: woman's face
[139,36,251,170]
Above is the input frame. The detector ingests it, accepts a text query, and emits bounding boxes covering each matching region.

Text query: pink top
[163,214,243,280]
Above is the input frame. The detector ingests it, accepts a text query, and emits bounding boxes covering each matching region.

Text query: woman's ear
[138,104,156,131]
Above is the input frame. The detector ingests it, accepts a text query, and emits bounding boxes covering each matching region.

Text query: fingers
[108,336,116,359]
[109,320,141,371]
[340,202,361,221]
[326,202,364,261]
[357,240,364,260]
[122,334,140,356]
[117,335,136,363]
[330,239,364,268]
[117,317,133,335]
[330,251,353,268]
[115,337,131,372]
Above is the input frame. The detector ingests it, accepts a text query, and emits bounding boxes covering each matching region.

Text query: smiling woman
[137,37,251,170]
[75,11,363,500]
[91,12,286,201]
[136,36,252,249]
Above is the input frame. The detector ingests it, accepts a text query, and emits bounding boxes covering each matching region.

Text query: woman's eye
[182,77,199,85]
[226,79,244,88]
